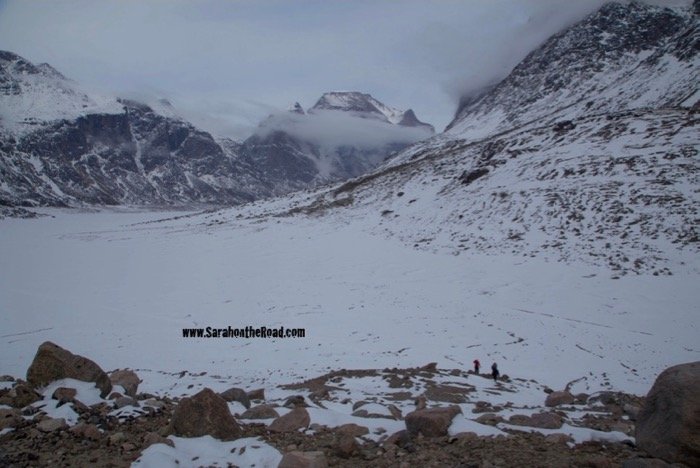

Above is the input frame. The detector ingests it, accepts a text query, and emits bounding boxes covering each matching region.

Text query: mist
[254,110,433,149]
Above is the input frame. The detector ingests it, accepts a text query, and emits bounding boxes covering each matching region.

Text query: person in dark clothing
[473,359,480,374]
[491,363,500,382]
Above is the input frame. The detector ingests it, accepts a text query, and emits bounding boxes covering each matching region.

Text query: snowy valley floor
[1,207,697,396]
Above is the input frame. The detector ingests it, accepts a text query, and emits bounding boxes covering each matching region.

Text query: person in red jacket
[473,359,480,374]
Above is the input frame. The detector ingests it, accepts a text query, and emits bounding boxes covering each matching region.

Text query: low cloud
[254,110,433,149]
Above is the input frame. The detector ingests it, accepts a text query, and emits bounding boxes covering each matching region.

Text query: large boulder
[219,387,251,409]
[169,388,241,441]
[636,361,700,466]
[26,342,112,398]
[278,451,327,468]
[545,390,575,407]
[405,405,461,437]
[240,404,280,420]
[109,370,140,397]
[268,407,310,433]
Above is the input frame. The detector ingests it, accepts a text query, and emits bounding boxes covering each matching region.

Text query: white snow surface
[0,207,697,397]
[133,436,282,468]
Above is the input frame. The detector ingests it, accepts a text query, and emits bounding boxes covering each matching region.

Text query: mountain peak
[288,102,305,114]
[310,91,434,132]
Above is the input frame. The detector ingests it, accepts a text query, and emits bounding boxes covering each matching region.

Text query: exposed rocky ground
[2,342,697,467]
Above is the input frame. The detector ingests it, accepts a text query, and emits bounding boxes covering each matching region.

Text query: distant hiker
[473,359,480,374]
[491,363,500,382]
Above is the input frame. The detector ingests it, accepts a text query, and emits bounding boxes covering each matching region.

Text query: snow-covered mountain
[311,91,435,132]
[246,1,699,276]
[445,1,699,140]
[0,51,277,207]
[239,92,434,192]
[0,55,433,207]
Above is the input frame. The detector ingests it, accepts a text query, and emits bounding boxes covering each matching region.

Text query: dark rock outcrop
[26,341,112,398]
[169,388,241,441]
[636,361,700,466]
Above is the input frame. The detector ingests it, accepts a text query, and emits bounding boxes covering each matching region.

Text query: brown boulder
[530,412,564,429]
[240,404,280,420]
[143,431,175,448]
[405,405,461,437]
[0,408,22,429]
[70,423,102,440]
[278,451,327,468]
[247,388,265,400]
[109,370,140,397]
[334,434,359,458]
[169,388,241,441]
[219,387,251,409]
[1,382,41,408]
[335,423,369,437]
[636,361,700,466]
[37,417,68,432]
[545,390,575,407]
[26,342,112,398]
[269,407,310,433]
[51,387,77,403]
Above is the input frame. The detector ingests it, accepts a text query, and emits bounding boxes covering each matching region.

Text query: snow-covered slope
[238,1,699,277]
[0,51,123,135]
[446,2,699,140]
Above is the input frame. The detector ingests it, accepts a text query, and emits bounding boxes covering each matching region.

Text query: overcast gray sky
[0,0,675,139]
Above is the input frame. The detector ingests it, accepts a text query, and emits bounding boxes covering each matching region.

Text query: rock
[636,361,700,466]
[545,433,574,444]
[2,383,41,408]
[509,412,563,429]
[37,417,68,432]
[405,405,461,437]
[545,390,575,407]
[0,375,15,382]
[240,404,280,420]
[475,413,503,426]
[384,429,412,447]
[414,396,427,411]
[269,407,310,433]
[352,400,368,411]
[621,458,674,468]
[529,412,564,429]
[108,391,123,400]
[26,342,112,398]
[219,387,251,409]
[122,442,136,452]
[623,403,641,421]
[0,408,22,429]
[51,387,77,403]
[114,396,138,409]
[143,432,175,448]
[336,423,369,437]
[278,450,328,468]
[335,434,359,458]
[420,362,438,373]
[108,432,126,445]
[70,423,101,440]
[247,388,265,400]
[284,395,307,408]
[351,409,369,418]
[109,370,140,397]
[170,388,241,441]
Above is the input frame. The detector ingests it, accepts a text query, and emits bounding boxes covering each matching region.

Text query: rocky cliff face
[239,92,434,193]
[0,54,433,207]
[446,2,698,139]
